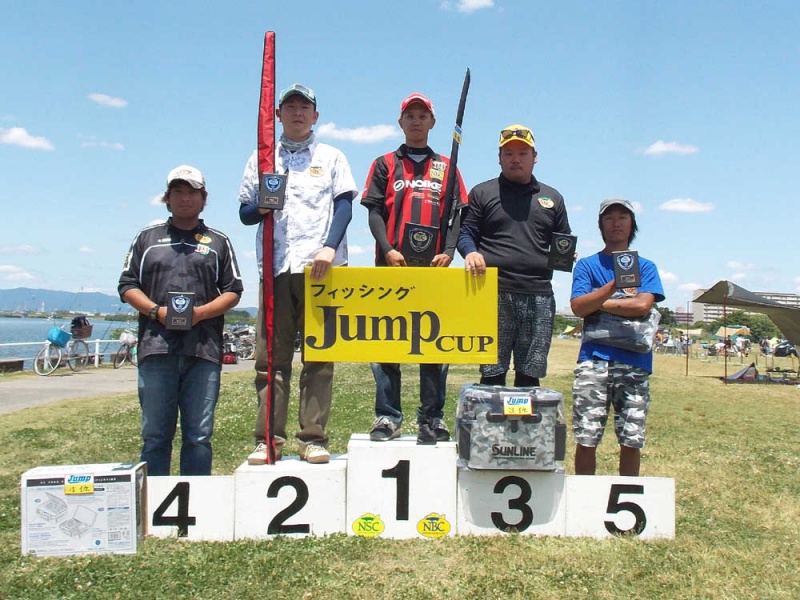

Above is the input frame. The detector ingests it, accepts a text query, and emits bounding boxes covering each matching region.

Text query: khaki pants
[253,273,333,451]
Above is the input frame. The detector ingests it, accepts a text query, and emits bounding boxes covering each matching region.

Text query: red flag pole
[258,31,277,464]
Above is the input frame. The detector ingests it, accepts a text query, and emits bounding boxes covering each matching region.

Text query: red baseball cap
[400,93,435,118]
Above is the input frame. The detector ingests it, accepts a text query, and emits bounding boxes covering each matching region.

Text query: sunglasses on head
[500,128,534,143]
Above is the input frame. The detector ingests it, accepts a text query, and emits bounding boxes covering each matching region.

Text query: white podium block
[147,476,234,541]
[234,455,347,539]
[565,476,675,539]
[456,467,566,536]
[346,433,457,539]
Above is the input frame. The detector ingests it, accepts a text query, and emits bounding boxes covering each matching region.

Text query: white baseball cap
[166,165,206,190]
[599,198,634,215]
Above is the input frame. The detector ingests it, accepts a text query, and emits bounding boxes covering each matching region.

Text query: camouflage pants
[481,292,555,379]
[572,359,650,448]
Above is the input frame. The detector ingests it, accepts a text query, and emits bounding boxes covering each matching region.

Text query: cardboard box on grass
[21,462,147,557]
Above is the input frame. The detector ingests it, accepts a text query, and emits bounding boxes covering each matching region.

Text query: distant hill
[0,287,257,317]
[0,287,125,315]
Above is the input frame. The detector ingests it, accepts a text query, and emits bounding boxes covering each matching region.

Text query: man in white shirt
[238,83,358,464]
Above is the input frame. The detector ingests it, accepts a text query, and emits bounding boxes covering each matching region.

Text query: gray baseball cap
[278,83,316,107]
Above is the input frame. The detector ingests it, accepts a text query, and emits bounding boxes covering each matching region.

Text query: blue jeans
[371,363,448,424]
[138,354,220,476]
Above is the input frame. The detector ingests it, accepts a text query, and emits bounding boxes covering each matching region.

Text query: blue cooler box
[456,384,566,471]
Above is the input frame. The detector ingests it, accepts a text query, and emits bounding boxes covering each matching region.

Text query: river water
[0,317,136,364]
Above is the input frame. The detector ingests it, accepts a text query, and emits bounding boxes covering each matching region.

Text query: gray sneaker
[370,416,402,441]
[431,418,450,442]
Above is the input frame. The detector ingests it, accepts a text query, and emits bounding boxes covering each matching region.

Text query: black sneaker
[417,422,437,445]
[370,416,402,441]
[431,418,450,442]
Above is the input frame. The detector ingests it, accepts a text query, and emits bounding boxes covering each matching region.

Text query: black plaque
[612,250,641,288]
[400,223,439,267]
[257,172,287,210]
[547,233,577,272]
[165,292,194,330]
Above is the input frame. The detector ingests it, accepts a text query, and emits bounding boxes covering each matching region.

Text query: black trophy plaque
[400,223,439,267]
[257,172,287,210]
[547,233,577,272]
[166,292,194,330]
[612,250,641,288]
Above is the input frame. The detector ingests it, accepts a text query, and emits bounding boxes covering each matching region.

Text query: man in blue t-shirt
[570,198,664,476]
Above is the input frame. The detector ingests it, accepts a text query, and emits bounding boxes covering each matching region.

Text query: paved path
[0,361,254,416]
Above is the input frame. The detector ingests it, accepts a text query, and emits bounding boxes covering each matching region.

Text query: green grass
[0,339,798,599]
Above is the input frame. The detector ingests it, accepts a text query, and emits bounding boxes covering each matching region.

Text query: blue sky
[2,0,798,313]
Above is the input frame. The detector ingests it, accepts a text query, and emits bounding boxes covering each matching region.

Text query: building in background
[692,289,800,322]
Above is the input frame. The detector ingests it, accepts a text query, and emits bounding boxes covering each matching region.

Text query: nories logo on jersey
[393,179,442,192]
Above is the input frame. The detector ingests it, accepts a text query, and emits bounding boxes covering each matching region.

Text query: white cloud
[0,265,34,281]
[659,198,714,213]
[79,135,125,151]
[316,123,400,144]
[150,194,164,206]
[726,260,757,270]
[678,282,702,292]
[643,140,699,156]
[441,0,494,12]
[0,245,40,255]
[78,246,95,254]
[88,93,128,108]
[147,218,167,226]
[348,245,366,255]
[570,205,584,213]
[659,270,679,284]
[0,127,54,151]
[730,272,747,282]
[6,271,35,281]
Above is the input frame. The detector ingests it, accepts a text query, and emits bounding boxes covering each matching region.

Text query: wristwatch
[148,304,160,320]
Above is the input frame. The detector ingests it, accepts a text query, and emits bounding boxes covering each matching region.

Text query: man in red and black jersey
[361,93,468,445]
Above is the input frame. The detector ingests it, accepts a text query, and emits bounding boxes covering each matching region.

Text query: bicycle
[113,330,139,368]
[33,327,90,376]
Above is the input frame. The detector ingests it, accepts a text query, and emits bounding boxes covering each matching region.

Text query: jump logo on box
[67,475,91,484]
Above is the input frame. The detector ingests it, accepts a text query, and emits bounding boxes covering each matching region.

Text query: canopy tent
[714,325,751,339]
[676,328,703,336]
[694,281,800,346]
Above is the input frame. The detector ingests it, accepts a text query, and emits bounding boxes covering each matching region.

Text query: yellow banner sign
[304,267,497,364]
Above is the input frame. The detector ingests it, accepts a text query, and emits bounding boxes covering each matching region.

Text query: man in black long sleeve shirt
[458,124,571,387]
